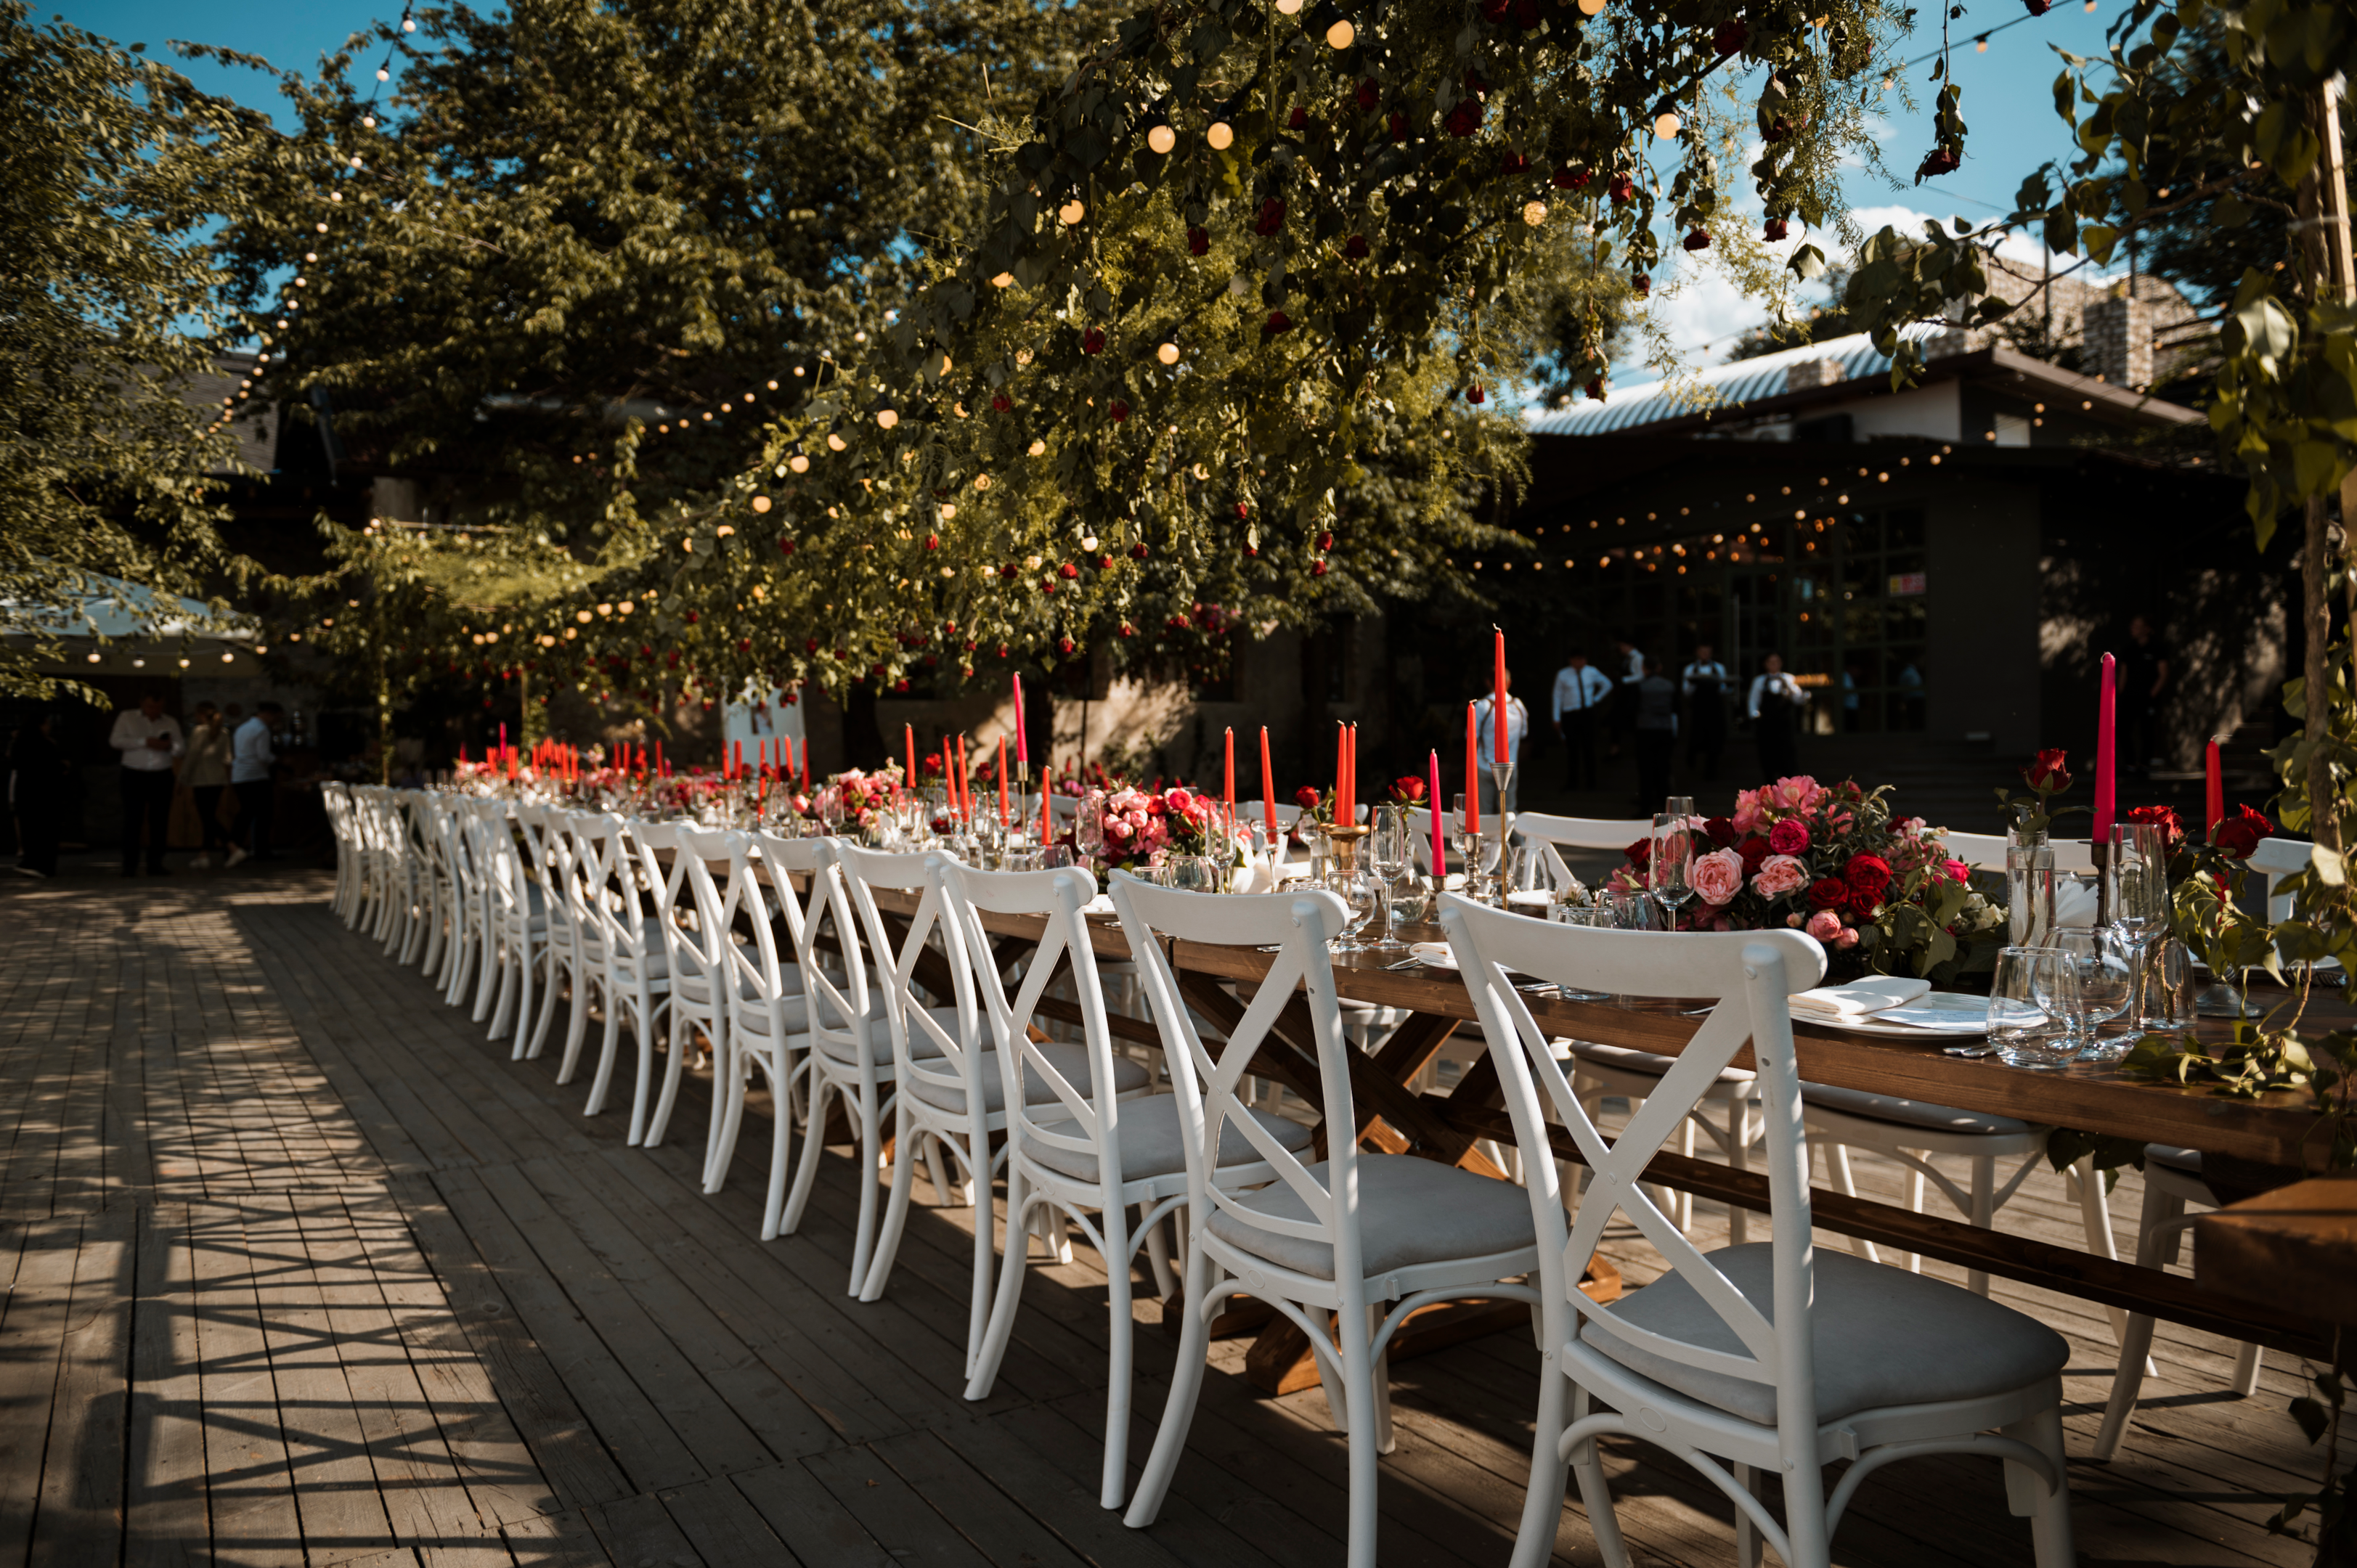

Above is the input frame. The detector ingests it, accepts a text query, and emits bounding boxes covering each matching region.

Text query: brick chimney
[2083,290,2152,388]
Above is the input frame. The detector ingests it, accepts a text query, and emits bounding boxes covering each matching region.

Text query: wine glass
[1367,805,1412,949]
[1650,813,1696,927]
[2038,928,2134,1059]
[2109,822,2170,1024]
[1991,945,2077,1068]
[1075,789,1106,865]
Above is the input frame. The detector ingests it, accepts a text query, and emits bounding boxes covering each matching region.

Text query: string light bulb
[1325,17,1354,46]
[1206,118,1234,150]
[1277,0,1302,10]
[1157,341,1180,364]
[990,271,1014,287]
[1653,102,1682,138]
[827,432,847,451]
[1521,200,1548,226]
[789,453,810,473]
[1058,197,1086,225]
[1147,123,1176,154]
[375,67,389,81]
[402,15,415,28]
[1578,0,1606,13]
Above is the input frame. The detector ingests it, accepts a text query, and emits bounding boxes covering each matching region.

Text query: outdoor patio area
[0,870,2321,1568]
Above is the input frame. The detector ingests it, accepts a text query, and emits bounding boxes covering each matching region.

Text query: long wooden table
[847,883,2339,1389]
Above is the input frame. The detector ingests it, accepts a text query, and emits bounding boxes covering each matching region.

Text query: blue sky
[60,0,2138,372]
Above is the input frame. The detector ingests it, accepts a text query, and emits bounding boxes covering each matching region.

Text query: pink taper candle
[2205,738,2224,833]
[2093,653,2116,842]
[1492,630,1508,765]
[1428,750,1444,874]
[1260,727,1276,840]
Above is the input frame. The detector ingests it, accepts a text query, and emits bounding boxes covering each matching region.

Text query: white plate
[1816,991,1990,1037]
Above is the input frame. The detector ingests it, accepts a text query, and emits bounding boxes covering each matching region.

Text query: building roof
[1525,324,2205,439]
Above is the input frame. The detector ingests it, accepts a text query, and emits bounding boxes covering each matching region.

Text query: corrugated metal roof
[1523,322,1955,438]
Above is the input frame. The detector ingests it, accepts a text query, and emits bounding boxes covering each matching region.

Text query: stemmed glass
[2108,822,2170,1026]
[1075,789,1107,866]
[1650,812,1697,928]
[1367,804,1413,950]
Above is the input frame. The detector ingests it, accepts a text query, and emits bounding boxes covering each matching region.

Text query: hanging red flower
[1356,78,1381,111]
[1682,229,1711,251]
[1082,327,1106,354]
[1444,99,1483,136]
[1254,197,1287,235]
[1607,172,1635,203]
[1186,225,1210,256]
[1264,310,1293,334]
[991,393,1011,411]
[1763,217,1788,242]
[1109,399,1130,422]
[1713,19,1749,54]
[1343,233,1370,258]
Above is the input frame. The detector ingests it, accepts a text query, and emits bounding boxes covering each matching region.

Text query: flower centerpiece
[1613,775,2005,984]
[1096,784,1221,870]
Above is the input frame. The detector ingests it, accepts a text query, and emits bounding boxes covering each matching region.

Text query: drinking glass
[2109,822,2171,1024]
[1650,813,1696,926]
[2050,926,2136,1060]
[1504,844,1553,917]
[1168,854,1224,893]
[1075,790,1107,864]
[2006,841,2056,948]
[1328,865,1377,951]
[1664,794,1695,820]
[1605,889,1661,1006]
[1550,902,1613,1001]
[1367,806,1412,949]
[1387,873,1434,938]
[1990,946,2077,1068]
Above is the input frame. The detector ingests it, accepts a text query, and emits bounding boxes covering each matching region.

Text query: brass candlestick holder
[1324,822,1370,876]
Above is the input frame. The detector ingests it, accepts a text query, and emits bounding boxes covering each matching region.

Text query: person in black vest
[1681,642,1731,780]
[1633,658,1679,812]
[2118,615,2172,772]
[1748,653,1806,782]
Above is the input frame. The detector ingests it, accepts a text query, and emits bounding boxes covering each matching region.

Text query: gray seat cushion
[2145,1143,2202,1174]
[908,1040,1149,1115]
[1581,1244,2069,1425]
[811,1003,949,1064]
[1801,1082,2030,1138]
[1568,1040,1755,1087]
[1205,1153,1539,1281]
[1022,1093,1314,1184]
[675,956,805,1005]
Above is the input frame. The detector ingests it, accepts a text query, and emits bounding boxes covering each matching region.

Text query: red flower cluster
[2122,802,2184,854]
[2021,748,2071,792]
[2213,803,2273,859]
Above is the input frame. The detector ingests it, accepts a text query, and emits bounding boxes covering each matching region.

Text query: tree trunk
[2300,85,2350,849]
[2305,495,2337,846]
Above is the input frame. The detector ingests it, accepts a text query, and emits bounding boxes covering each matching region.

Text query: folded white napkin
[1409,942,1460,971]
[1788,976,1933,1021]
[2054,878,2099,929]
[1229,855,1274,896]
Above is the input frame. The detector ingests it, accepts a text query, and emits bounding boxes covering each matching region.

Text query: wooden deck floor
[0,871,2329,1567]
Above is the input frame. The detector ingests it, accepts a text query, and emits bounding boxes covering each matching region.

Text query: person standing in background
[180,701,233,868]
[228,701,283,867]
[1551,650,1613,791]
[1680,643,1730,780]
[110,691,182,877]
[2118,615,2172,772]
[9,712,72,878]
[1473,669,1528,816]
[1749,653,1806,781]
[1633,658,1679,812]
[1609,636,1645,756]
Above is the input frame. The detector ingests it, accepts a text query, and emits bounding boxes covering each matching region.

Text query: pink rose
[1730,788,1765,835]
[1767,818,1810,856]
[1836,926,1861,949]
[1690,848,1745,906]
[1164,787,1195,813]
[1804,909,1844,942]
[1751,854,1810,899]
[1942,858,1970,883]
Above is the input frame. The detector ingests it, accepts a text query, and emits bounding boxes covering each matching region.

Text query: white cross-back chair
[769,835,905,1281]
[322,783,364,925]
[479,802,550,1052]
[420,793,470,997]
[1113,876,1543,1567]
[515,803,587,1060]
[1513,811,1658,886]
[2088,1143,2265,1460]
[555,813,673,1142]
[1438,894,2075,1568]
[704,830,815,1214]
[461,799,513,1023]
[945,858,1278,1508]
[628,820,726,1153]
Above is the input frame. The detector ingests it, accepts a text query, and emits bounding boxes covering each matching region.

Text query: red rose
[2124,803,2186,854]
[2214,803,2273,859]
[1807,878,1849,909]
[1081,328,1106,354]
[1626,837,1654,868]
[1391,776,1427,802]
[2022,748,2071,791]
[1844,853,1892,904]
[1736,834,1771,873]
[1295,785,1324,812]
[1703,815,1738,849]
